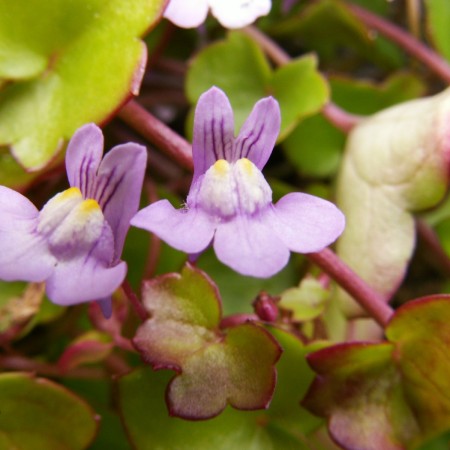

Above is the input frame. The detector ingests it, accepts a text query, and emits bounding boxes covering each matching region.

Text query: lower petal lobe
[213,212,290,278]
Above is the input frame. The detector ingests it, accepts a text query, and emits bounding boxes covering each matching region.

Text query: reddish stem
[0,355,105,379]
[308,248,393,327]
[243,25,290,65]
[118,99,194,171]
[347,2,450,84]
[242,26,361,132]
[220,314,259,329]
[322,103,362,133]
[121,280,149,322]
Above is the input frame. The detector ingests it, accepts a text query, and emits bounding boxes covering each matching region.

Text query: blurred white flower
[163,0,271,29]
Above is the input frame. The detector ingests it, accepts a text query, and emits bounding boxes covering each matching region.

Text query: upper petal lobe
[192,87,235,182]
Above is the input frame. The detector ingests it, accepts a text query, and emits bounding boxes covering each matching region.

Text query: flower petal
[93,142,147,260]
[270,193,345,253]
[0,187,55,281]
[209,0,271,28]
[131,200,216,254]
[163,0,209,28]
[234,97,280,170]
[45,218,126,305]
[213,213,289,278]
[46,258,127,306]
[192,87,235,183]
[66,123,104,198]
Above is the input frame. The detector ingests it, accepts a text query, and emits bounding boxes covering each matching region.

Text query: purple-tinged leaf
[303,296,450,450]
[58,330,113,373]
[133,263,282,419]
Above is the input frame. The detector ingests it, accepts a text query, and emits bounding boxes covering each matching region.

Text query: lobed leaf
[119,327,325,449]
[303,296,450,449]
[0,0,166,171]
[133,263,282,419]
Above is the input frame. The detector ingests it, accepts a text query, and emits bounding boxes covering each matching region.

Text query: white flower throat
[37,187,105,255]
[195,158,272,217]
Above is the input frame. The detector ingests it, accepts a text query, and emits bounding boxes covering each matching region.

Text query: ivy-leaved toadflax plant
[132,87,345,278]
[0,124,147,316]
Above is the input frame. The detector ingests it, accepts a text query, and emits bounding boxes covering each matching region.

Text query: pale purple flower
[132,87,345,278]
[0,124,147,314]
[163,0,271,29]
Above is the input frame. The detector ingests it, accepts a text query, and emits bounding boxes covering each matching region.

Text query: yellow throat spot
[78,198,101,214]
[212,159,230,176]
[236,158,254,176]
[57,186,83,202]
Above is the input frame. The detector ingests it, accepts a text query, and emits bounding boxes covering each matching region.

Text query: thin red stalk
[122,280,149,322]
[0,355,105,379]
[308,248,393,327]
[243,25,290,65]
[322,103,362,133]
[242,26,361,132]
[118,99,193,171]
[347,2,450,84]
[220,314,259,329]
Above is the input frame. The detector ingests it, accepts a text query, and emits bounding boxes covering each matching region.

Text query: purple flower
[0,124,147,314]
[132,87,345,278]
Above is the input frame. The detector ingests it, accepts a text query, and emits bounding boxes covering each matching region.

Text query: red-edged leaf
[133,263,282,419]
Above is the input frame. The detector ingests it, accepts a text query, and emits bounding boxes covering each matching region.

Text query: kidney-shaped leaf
[303,296,450,450]
[0,0,166,170]
[133,263,282,419]
[0,372,98,450]
[336,89,450,317]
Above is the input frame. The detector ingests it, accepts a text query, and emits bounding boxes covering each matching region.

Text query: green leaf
[133,263,282,419]
[0,0,166,170]
[0,372,98,449]
[185,32,328,139]
[269,0,403,69]
[185,31,271,133]
[425,0,450,61]
[303,296,450,449]
[279,277,329,322]
[335,88,450,316]
[271,55,329,139]
[330,73,427,115]
[282,113,345,178]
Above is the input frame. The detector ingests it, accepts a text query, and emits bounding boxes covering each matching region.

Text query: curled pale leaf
[336,88,450,316]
